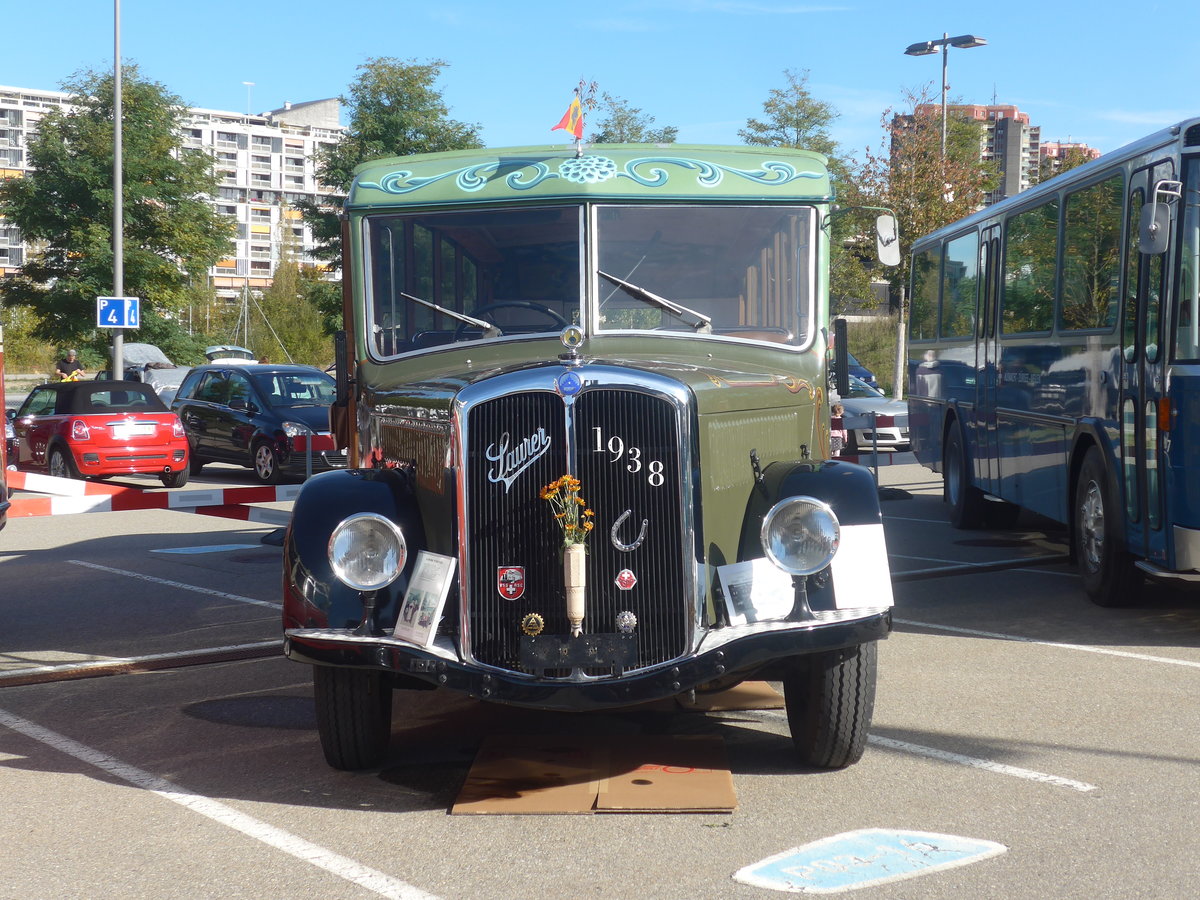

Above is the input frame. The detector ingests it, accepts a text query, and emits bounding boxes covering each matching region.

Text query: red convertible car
[8,380,190,487]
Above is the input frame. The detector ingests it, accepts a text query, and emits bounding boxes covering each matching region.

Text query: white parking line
[867,735,1097,792]
[68,560,281,609]
[0,709,439,900]
[895,618,1200,669]
[735,709,1097,793]
[0,641,280,683]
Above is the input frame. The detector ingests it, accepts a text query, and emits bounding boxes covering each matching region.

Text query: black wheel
[313,667,393,770]
[188,454,206,475]
[1075,448,1141,607]
[48,446,79,480]
[783,642,877,769]
[944,425,986,529]
[253,441,284,484]
[160,467,190,488]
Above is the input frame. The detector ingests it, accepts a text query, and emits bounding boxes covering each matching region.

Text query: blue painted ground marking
[734,829,1007,894]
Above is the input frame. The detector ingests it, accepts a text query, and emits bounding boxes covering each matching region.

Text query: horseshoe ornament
[610,509,649,552]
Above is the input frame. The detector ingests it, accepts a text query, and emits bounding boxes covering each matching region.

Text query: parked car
[1,413,9,531]
[94,342,192,405]
[8,380,190,487]
[845,351,878,388]
[204,345,256,364]
[171,363,345,483]
[832,374,909,453]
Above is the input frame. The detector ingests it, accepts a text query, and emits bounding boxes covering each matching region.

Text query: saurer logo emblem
[485,428,551,493]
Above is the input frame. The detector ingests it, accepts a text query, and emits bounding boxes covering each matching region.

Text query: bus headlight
[328,513,407,591]
[760,497,840,576]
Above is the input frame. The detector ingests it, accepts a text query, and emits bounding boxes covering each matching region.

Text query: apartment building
[1040,140,1102,179]
[906,102,1043,207]
[0,85,344,298]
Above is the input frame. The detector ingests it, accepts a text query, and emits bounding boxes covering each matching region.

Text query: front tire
[1075,448,1141,607]
[313,667,393,770]
[253,441,284,484]
[783,642,877,769]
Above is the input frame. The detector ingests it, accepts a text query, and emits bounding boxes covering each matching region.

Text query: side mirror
[334,330,349,407]
[876,214,901,267]
[229,397,247,411]
[1139,202,1170,255]
[832,318,850,397]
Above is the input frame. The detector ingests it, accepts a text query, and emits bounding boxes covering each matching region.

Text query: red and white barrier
[5,469,299,522]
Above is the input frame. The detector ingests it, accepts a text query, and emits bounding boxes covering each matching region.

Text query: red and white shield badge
[615,569,637,591]
[497,566,526,600]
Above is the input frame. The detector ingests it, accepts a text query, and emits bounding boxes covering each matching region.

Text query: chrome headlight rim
[327,512,407,592]
[759,495,840,577]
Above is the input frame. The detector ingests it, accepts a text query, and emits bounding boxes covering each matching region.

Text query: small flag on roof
[552,92,584,140]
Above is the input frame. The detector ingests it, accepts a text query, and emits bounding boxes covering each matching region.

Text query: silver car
[833,374,909,453]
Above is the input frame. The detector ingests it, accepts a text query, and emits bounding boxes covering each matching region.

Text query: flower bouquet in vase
[540,475,595,636]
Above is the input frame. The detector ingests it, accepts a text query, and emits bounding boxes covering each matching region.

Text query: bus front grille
[464,386,689,675]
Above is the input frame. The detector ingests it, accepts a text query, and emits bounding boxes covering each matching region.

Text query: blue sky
[6,0,1196,161]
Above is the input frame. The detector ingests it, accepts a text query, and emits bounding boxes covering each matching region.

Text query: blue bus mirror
[876,214,901,267]
[1139,203,1169,255]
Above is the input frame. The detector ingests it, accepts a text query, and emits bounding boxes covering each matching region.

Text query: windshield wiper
[597,271,712,333]
[398,291,501,338]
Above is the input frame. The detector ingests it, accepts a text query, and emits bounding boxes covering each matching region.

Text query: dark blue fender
[738,459,885,612]
[283,467,427,632]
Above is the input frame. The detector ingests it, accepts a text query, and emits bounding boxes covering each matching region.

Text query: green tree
[252,260,333,366]
[588,93,677,144]
[847,85,998,304]
[1036,145,1095,184]
[844,85,998,393]
[0,66,234,350]
[302,57,483,269]
[740,69,840,160]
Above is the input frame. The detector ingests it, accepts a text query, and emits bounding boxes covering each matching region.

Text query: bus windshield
[595,205,814,344]
[364,203,815,356]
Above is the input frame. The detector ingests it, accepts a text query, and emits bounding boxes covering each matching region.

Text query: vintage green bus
[282,144,897,771]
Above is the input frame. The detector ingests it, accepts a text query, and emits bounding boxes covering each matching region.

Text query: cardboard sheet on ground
[676,680,784,711]
[452,734,736,815]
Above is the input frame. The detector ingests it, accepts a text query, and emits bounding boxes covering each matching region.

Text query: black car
[171,364,346,483]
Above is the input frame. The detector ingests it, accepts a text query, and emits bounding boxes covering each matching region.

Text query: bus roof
[912,116,1200,250]
[347,144,834,209]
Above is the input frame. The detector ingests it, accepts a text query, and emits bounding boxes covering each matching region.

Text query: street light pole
[112,0,124,380]
[904,33,987,158]
[895,33,987,400]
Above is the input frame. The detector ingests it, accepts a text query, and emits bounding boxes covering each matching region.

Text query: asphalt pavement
[2,458,1199,899]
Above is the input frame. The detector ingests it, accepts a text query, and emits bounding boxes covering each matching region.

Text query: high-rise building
[0,84,344,298]
[914,103,1042,206]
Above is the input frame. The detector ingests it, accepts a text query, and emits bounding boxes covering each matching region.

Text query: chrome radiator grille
[464,383,688,674]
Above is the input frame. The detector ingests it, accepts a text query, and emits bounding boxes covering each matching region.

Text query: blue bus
[907,117,1200,606]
